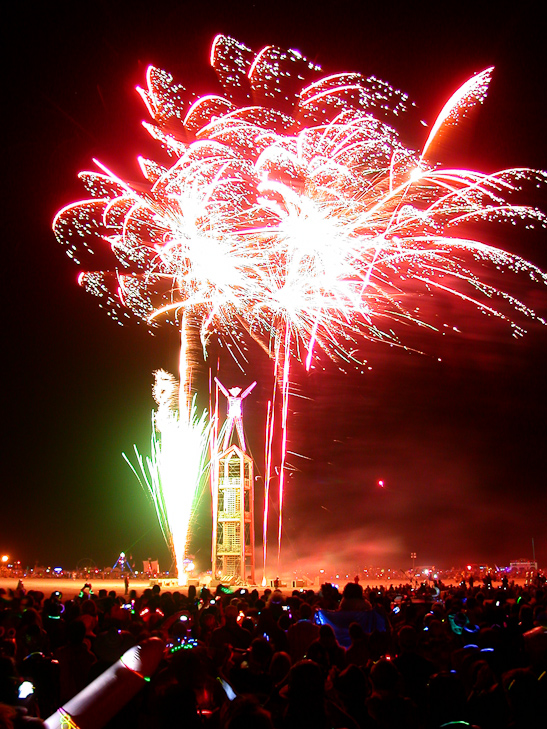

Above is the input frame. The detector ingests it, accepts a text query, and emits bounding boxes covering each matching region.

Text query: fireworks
[124,369,210,582]
[53,40,546,356]
[54,35,546,576]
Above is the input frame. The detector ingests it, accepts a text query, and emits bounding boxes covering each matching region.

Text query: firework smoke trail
[54,35,546,574]
[124,370,210,582]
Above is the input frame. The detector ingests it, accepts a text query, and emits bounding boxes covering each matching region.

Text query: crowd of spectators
[0,576,545,727]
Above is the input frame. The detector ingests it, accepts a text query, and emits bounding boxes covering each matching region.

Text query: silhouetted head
[349,622,366,642]
[370,658,400,692]
[398,625,418,651]
[287,660,324,701]
[270,651,291,685]
[343,582,364,600]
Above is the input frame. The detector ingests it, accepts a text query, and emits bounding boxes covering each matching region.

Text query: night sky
[4,1,546,576]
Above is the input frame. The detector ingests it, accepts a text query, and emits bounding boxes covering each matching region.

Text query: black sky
[3,1,546,575]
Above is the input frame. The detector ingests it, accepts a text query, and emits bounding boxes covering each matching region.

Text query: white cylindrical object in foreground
[44,637,164,729]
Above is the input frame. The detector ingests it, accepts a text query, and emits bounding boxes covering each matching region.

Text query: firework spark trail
[262,398,273,586]
[277,324,292,573]
[55,35,546,574]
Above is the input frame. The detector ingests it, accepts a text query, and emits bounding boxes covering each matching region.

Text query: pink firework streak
[54,36,546,576]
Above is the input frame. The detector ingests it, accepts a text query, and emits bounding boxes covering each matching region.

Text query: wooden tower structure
[211,381,256,584]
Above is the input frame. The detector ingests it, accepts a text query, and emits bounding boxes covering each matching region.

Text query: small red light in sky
[378,480,384,488]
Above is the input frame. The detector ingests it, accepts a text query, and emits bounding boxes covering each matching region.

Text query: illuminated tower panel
[213,444,255,583]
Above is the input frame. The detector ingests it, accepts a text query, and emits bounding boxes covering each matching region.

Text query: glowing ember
[54,35,546,575]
